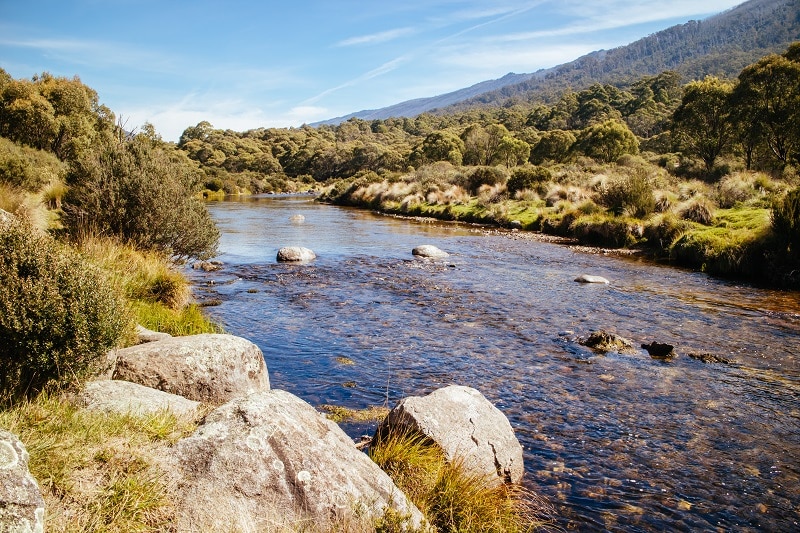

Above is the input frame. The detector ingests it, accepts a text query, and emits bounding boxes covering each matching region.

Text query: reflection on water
[191,195,800,531]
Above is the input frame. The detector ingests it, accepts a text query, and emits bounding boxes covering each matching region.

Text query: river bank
[316,170,800,290]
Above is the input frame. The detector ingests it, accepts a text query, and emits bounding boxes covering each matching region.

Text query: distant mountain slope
[314,0,799,125]
[446,0,800,112]
[313,72,537,126]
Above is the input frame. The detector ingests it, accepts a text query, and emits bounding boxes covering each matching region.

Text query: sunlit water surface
[189,195,800,531]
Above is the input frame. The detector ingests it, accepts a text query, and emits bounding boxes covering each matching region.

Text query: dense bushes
[597,170,656,217]
[507,165,551,195]
[772,186,800,254]
[0,217,132,402]
[467,166,508,194]
[62,134,219,260]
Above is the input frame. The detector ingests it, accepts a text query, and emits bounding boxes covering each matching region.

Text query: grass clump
[76,236,221,336]
[370,429,550,533]
[0,218,134,402]
[0,394,197,532]
[131,301,222,337]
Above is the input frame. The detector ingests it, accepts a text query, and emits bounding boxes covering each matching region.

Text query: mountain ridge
[313,0,799,126]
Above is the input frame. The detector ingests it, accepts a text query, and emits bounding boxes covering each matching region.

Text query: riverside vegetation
[0,70,542,531]
[171,42,800,288]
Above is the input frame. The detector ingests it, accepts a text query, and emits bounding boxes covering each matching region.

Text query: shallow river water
[189,195,800,531]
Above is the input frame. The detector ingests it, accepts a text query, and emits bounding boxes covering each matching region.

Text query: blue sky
[1,0,744,141]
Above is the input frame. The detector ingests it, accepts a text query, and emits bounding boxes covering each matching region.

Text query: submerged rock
[277,246,316,262]
[412,244,449,258]
[374,385,524,486]
[642,342,675,359]
[574,274,610,284]
[581,330,636,354]
[688,352,734,365]
[193,260,223,272]
[0,430,45,533]
[172,390,424,532]
[112,333,270,405]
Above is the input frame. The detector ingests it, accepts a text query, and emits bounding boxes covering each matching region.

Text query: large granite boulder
[0,430,45,533]
[412,245,449,258]
[112,334,270,405]
[171,390,424,532]
[277,246,316,262]
[79,380,201,418]
[375,385,524,486]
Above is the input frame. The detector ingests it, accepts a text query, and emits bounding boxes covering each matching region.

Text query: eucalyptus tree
[672,76,734,174]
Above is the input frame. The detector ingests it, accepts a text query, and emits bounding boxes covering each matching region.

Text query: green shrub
[597,171,655,218]
[0,218,133,402]
[507,165,552,195]
[467,166,508,195]
[62,134,219,260]
[772,187,800,254]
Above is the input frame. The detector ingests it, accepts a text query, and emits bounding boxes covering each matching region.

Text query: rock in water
[277,246,316,262]
[412,245,449,258]
[581,330,637,354]
[172,390,424,531]
[642,341,675,359]
[112,333,270,405]
[574,274,610,284]
[374,385,524,486]
[0,430,45,533]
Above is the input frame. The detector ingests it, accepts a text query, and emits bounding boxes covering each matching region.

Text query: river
[188,195,800,531]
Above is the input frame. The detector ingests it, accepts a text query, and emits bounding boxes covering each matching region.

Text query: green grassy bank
[319,159,800,289]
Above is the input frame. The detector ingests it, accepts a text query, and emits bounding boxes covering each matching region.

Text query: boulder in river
[642,341,675,359]
[574,274,610,284]
[581,330,637,354]
[0,430,45,533]
[112,333,270,405]
[172,390,425,532]
[412,244,449,258]
[277,246,316,262]
[374,385,524,486]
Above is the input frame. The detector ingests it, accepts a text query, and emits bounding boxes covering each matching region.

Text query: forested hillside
[446,0,800,112]
[319,0,800,123]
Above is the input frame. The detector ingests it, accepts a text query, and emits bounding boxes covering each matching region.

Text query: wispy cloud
[336,27,415,47]
[303,56,409,105]
[0,35,179,74]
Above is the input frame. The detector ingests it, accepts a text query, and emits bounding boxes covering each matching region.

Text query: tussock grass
[370,429,552,533]
[131,300,222,337]
[76,236,221,336]
[0,394,198,532]
[77,236,190,310]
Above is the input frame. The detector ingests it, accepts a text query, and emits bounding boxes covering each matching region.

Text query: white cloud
[303,56,409,105]
[336,27,415,47]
